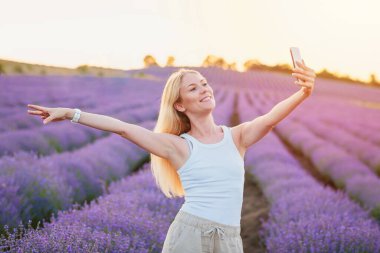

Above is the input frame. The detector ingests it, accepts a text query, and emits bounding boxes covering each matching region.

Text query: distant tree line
[0,63,5,75]
[142,54,380,88]
[0,57,378,88]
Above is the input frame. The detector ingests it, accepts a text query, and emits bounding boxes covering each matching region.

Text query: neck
[187,113,220,137]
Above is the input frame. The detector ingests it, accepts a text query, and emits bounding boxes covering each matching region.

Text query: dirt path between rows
[241,170,270,253]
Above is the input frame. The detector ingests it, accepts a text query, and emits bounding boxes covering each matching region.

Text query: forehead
[181,72,205,87]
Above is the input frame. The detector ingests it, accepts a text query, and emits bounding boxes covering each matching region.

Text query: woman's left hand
[291,60,316,96]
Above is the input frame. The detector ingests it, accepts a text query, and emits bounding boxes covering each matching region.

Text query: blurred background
[1,1,380,252]
[0,0,379,85]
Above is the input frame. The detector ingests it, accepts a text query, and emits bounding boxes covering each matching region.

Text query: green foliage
[13,65,23,74]
[317,68,336,78]
[0,63,5,75]
[166,56,175,67]
[76,65,89,74]
[136,72,146,78]
[243,59,269,71]
[370,205,380,222]
[143,55,159,67]
[369,73,379,86]
[40,69,46,75]
[202,55,229,69]
[273,63,292,72]
[47,138,62,153]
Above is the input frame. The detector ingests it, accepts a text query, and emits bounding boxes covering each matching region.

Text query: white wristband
[71,108,81,123]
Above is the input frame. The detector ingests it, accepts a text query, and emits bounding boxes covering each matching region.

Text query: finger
[31,111,50,117]
[301,82,313,89]
[43,116,52,124]
[295,80,305,86]
[295,78,313,87]
[27,104,48,112]
[293,68,306,74]
[293,68,315,78]
[292,73,315,83]
[293,66,312,74]
[28,110,43,115]
[28,111,42,116]
[296,81,312,89]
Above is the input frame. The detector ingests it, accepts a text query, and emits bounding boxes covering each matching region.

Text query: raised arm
[27,105,178,159]
[237,60,316,149]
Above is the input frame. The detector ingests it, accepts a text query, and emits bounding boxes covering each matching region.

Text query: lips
[200,95,212,102]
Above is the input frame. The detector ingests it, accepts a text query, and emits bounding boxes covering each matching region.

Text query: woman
[27,60,316,253]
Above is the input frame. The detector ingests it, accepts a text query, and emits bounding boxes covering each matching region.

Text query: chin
[204,104,216,112]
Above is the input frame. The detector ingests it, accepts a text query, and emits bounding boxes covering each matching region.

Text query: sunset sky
[1,0,379,82]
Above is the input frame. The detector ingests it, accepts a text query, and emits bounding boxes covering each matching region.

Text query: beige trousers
[162,210,243,253]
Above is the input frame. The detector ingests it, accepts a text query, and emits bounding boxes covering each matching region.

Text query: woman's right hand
[27,104,69,124]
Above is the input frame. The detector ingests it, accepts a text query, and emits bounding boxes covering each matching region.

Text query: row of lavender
[0,102,158,157]
[238,90,380,252]
[250,88,380,219]
[1,66,378,252]
[290,98,380,174]
[0,76,162,140]
[0,76,167,233]
[0,76,159,158]
[0,76,163,131]
[0,84,236,252]
[226,64,380,218]
[0,119,154,230]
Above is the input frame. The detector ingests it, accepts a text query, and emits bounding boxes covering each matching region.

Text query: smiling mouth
[200,96,212,102]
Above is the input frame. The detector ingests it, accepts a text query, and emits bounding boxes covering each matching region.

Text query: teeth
[201,96,211,102]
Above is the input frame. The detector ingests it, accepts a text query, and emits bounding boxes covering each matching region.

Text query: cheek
[181,94,198,106]
[186,93,199,102]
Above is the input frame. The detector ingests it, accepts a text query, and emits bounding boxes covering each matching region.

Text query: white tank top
[178,125,245,226]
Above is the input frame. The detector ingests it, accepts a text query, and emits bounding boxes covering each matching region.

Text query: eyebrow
[186,79,206,87]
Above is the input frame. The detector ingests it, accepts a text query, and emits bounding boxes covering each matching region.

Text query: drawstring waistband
[173,210,240,252]
[203,226,226,253]
[204,226,226,240]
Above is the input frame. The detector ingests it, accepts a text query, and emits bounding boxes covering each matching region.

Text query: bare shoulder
[165,134,190,171]
[230,125,246,159]
[166,133,188,152]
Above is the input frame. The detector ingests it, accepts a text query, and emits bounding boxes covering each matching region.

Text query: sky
[0,0,379,82]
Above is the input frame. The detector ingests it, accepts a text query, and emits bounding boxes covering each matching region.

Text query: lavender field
[1,67,380,252]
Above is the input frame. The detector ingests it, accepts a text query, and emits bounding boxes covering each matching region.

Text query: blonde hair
[150,68,200,198]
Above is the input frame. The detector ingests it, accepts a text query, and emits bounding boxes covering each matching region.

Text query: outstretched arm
[27,105,128,135]
[238,60,316,149]
[64,108,126,135]
[27,105,180,159]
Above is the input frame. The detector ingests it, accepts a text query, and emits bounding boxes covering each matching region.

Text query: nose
[200,85,209,93]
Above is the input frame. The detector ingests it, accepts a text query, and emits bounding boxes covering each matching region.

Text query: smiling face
[174,72,215,115]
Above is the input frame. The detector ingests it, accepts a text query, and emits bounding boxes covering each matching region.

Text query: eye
[190,87,196,91]
[202,83,208,86]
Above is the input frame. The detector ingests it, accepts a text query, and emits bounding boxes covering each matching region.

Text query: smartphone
[290,47,302,69]
[290,47,302,82]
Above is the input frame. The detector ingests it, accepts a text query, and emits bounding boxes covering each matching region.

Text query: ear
[174,102,186,112]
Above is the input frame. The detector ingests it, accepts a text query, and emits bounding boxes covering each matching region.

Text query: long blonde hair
[150,68,200,198]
